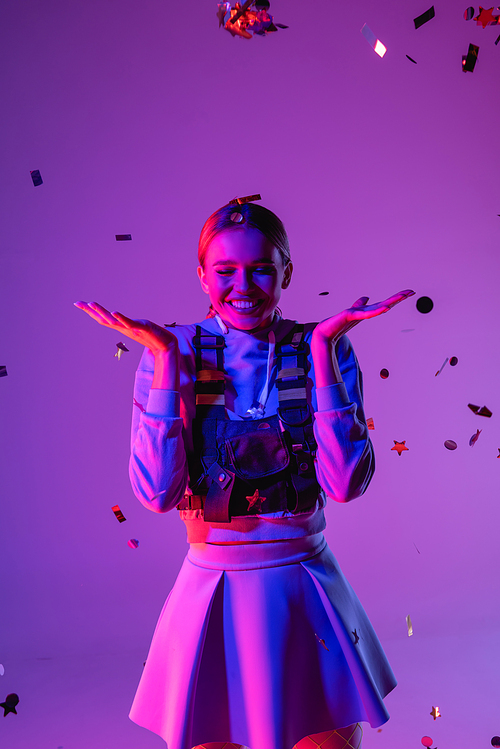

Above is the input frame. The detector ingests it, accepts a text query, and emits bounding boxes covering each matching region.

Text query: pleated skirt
[129,533,397,749]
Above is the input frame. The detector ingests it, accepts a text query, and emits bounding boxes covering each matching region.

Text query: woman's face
[197,227,293,332]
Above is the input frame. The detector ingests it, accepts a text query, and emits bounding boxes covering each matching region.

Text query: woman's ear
[197,265,210,295]
[281,261,293,290]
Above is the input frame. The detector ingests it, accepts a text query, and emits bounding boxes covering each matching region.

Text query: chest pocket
[225,427,289,480]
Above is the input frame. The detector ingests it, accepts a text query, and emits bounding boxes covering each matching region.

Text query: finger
[351,296,369,308]
[110,311,139,329]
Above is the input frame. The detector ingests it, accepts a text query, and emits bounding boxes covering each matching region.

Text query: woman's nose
[233,270,253,292]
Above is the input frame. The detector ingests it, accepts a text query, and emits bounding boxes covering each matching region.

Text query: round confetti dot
[416,296,434,313]
[230,212,244,223]
[491,738,500,748]
[449,356,458,366]
[444,440,457,450]
[127,539,139,549]
[380,368,389,379]
[319,291,329,296]
[464,6,474,20]
[421,738,433,748]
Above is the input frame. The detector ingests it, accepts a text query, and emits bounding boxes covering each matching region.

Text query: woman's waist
[187,531,328,570]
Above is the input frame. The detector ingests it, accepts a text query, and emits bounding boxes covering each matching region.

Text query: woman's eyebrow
[212,258,276,266]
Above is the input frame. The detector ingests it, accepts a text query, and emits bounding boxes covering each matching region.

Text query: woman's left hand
[312,289,416,344]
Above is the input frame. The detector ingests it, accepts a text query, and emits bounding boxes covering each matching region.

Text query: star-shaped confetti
[474,6,500,27]
[430,706,441,720]
[246,489,265,512]
[1,693,19,716]
[352,629,360,644]
[391,440,409,456]
[315,633,329,651]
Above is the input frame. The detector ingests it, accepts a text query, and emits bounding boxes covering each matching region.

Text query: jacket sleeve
[313,335,375,502]
[129,348,189,513]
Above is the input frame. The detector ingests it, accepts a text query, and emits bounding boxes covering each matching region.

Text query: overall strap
[192,325,226,418]
[275,324,319,513]
[191,326,234,522]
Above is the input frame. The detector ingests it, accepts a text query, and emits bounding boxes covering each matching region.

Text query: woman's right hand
[74,301,178,356]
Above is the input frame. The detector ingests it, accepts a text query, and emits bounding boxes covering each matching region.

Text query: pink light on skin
[197,228,293,333]
[374,40,387,57]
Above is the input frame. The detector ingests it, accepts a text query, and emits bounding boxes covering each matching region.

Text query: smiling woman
[75,198,412,749]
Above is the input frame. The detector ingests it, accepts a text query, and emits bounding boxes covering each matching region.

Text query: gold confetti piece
[391,440,409,455]
[469,429,481,446]
[430,706,441,720]
[112,505,126,523]
[406,614,413,636]
[115,342,129,360]
[314,633,329,651]
[228,193,262,205]
[133,398,146,413]
[366,417,375,430]
[435,357,449,376]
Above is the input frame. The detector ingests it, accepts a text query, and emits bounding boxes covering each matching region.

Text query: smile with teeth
[227,299,263,310]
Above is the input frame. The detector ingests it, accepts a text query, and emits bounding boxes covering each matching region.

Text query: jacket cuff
[316,383,351,412]
[146,389,180,417]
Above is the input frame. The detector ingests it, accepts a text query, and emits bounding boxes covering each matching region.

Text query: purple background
[1,0,499,747]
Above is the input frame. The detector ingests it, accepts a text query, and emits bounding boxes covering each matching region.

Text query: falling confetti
[406,54,418,63]
[366,417,375,430]
[421,738,433,748]
[413,542,421,554]
[391,441,409,456]
[449,356,458,366]
[462,43,479,71]
[414,6,435,28]
[469,429,481,446]
[491,737,500,748]
[0,366,7,378]
[468,403,492,417]
[0,665,4,676]
[360,23,387,57]
[30,169,43,186]
[115,342,129,361]
[495,33,500,43]
[164,322,177,327]
[228,193,262,205]
[430,706,441,720]
[474,6,500,26]
[406,614,413,636]
[115,234,132,241]
[230,212,244,223]
[1,693,19,716]
[319,291,329,296]
[444,440,458,450]
[133,398,146,413]
[128,539,139,549]
[315,633,329,651]
[112,505,126,523]
[416,296,433,313]
[435,357,449,376]
[221,2,286,38]
[497,449,500,458]
[380,368,389,379]
[351,629,360,644]
[464,6,475,20]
